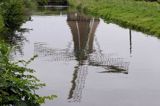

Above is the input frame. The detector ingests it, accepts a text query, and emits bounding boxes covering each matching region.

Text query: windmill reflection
[67,12,99,62]
[34,12,129,103]
[67,12,129,102]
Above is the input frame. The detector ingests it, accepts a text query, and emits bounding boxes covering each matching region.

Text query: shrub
[1,0,27,31]
[36,0,48,6]
[0,14,4,31]
[0,42,57,105]
[23,0,37,9]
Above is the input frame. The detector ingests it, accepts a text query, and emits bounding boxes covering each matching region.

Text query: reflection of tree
[47,0,68,6]
[37,6,68,15]
[0,28,30,56]
[34,12,130,103]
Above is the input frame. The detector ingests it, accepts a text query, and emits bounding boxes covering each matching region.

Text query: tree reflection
[0,28,30,56]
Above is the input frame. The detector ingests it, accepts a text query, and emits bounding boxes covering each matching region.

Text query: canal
[14,8,160,106]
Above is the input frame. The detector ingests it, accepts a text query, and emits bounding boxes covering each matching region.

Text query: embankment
[69,0,160,37]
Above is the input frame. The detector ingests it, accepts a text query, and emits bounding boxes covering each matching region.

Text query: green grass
[69,0,160,37]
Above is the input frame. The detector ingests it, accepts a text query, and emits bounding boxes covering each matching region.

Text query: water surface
[15,11,160,106]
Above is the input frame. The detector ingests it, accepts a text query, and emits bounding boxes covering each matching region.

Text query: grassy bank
[69,0,160,37]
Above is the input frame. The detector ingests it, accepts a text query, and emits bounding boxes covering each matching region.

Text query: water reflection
[34,12,130,103]
[68,65,88,102]
[67,12,99,62]
[37,6,68,15]
[67,12,129,102]
[0,28,30,56]
[129,29,132,56]
[34,42,75,61]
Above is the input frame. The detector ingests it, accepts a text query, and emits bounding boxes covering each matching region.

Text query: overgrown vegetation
[0,42,57,105]
[36,0,48,5]
[1,0,27,31]
[69,0,160,37]
[0,0,57,105]
[0,0,47,32]
[0,15,4,32]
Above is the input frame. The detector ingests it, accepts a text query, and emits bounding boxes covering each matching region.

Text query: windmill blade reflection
[34,42,75,62]
[68,65,88,102]
[33,12,130,103]
[34,42,129,72]
[67,12,129,102]
[88,48,129,74]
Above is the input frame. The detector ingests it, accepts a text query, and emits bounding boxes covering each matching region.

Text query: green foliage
[0,42,57,105]
[69,0,160,37]
[0,1,57,104]
[0,0,27,31]
[0,14,4,31]
[23,0,37,9]
[36,0,48,5]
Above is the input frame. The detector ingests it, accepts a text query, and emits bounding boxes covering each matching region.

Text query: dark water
[14,11,160,106]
